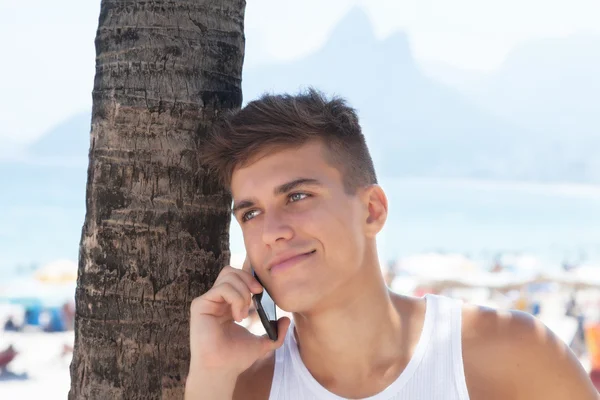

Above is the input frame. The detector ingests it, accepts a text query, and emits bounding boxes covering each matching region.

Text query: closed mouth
[269,249,316,272]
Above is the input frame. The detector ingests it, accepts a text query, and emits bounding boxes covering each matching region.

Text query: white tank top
[268,294,470,400]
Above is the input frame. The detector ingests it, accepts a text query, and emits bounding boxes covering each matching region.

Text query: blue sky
[0,0,598,149]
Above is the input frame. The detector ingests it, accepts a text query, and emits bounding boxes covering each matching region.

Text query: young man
[186,89,598,399]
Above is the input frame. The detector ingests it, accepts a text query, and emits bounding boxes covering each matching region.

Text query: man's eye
[242,209,260,222]
[288,192,310,202]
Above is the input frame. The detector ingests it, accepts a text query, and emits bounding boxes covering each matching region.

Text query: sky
[0,0,599,148]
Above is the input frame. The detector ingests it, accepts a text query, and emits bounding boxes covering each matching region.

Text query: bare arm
[464,306,599,400]
[185,368,238,400]
[506,312,598,400]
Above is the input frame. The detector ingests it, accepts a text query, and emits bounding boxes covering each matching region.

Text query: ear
[362,184,388,238]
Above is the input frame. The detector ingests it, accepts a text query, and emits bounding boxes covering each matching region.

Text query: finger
[193,300,228,318]
[196,282,247,322]
[213,265,239,285]
[236,268,263,294]
[216,265,262,295]
[218,273,253,318]
[261,316,291,353]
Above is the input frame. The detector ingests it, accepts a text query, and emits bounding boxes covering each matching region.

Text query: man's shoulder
[460,302,598,400]
[461,301,536,344]
[233,350,276,400]
[460,301,574,365]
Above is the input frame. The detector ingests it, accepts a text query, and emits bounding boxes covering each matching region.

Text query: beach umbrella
[396,253,480,280]
[34,259,77,284]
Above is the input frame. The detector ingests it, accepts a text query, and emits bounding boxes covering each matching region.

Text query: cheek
[240,224,264,259]
[295,204,341,238]
[301,201,364,259]
[335,203,366,262]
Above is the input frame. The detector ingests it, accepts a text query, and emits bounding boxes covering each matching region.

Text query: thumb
[261,316,291,353]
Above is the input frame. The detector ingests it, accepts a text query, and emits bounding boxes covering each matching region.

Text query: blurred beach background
[1,0,600,397]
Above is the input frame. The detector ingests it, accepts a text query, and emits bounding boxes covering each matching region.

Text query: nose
[261,209,294,245]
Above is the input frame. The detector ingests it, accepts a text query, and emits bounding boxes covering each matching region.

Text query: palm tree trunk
[69,1,245,398]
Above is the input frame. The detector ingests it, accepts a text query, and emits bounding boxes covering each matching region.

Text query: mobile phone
[251,268,278,341]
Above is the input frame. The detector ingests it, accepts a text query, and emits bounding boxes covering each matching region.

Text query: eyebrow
[231,178,323,216]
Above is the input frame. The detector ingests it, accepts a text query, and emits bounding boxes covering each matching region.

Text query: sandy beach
[0,330,73,399]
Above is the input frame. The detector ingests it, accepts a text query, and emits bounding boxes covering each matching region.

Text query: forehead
[230,141,341,197]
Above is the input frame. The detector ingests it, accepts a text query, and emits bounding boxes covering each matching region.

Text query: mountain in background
[243,8,599,183]
[423,34,600,137]
[27,112,91,166]
[0,113,90,269]
[243,8,529,181]
[11,8,599,184]
[0,111,90,211]
[421,34,600,183]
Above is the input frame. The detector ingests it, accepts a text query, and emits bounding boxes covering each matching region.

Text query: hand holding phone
[187,261,290,381]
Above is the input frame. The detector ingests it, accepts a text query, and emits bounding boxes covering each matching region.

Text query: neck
[290,254,408,394]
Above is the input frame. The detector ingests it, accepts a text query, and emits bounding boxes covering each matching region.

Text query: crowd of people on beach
[0,300,75,378]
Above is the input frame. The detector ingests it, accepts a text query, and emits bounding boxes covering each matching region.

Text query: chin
[272,287,324,315]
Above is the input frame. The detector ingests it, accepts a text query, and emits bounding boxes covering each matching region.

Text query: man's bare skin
[187,140,598,400]
[234,292,597,400]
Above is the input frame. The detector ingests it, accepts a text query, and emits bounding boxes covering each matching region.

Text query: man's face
[230,140,370,312]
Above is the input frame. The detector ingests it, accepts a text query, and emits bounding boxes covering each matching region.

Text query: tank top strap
[449,295,470,399]
[424,294,470,400]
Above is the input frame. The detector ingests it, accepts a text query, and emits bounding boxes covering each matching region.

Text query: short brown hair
[200,88,378,193]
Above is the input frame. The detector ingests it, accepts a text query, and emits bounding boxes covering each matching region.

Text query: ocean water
[377,178,600,266]
[2,178,600,279]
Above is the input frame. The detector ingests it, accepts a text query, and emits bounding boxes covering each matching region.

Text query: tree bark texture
[69,1,245,399]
